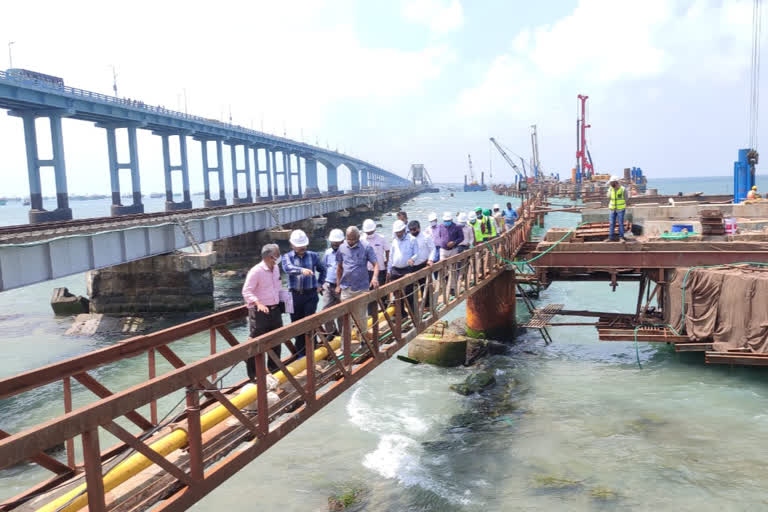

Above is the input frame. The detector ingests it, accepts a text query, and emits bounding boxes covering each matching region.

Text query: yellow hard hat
[752,185,758,190]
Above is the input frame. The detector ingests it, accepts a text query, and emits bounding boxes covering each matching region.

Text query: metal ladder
[173,216,202,253]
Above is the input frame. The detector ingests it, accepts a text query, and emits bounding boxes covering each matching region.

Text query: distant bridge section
[0,69,411,223]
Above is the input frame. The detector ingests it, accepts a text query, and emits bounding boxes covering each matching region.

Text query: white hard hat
[610,175,620,183]
[289,229,309,247]
[457,213,467,223]
[328,228,344,242]
[468,212,477,221]
[392,220,406,233]
[362,219,376,233]
[442,211,453,221]
[428,212,438,222]
[493,203,500,210]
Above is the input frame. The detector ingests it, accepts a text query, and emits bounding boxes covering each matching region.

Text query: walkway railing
[0,196,541,512]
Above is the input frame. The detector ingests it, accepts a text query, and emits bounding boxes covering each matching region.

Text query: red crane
[576,94,594,181]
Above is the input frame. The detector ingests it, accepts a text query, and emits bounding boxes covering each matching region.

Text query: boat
[150,192,164,198]
[463,154,487,192]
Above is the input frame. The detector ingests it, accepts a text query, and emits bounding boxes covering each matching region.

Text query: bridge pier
[11,110,73,223]
[230,142,252,205]
[291,154,303,197]
[361,168,369,189]
[158,132,193,211]
[350,167,360,192]
[254,146,272,201]
[303,157,320,197]
[326,164,339,193]
[101,123,144,216]
[86,251,216,314]
[466,268,517,340]
[197,138,227,207]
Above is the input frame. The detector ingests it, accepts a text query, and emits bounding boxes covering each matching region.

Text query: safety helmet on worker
[392,220,407,233]
[609,175,620,183]
[362,219,376,233]
[468,212,477,222]
[474,206,482,213]
[483,208,491,216]
[328,228,344,243]
[442,211,453,221]
[428,212,438,222]
[289,229,309,247]
[457,213,467,224]
[752,185,758,190]
[493,203,500,210]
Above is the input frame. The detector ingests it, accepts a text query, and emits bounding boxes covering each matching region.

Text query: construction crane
[576,94,594,182]
[468,153,475,183]
[530,124,542,180]
[489,137,526,179]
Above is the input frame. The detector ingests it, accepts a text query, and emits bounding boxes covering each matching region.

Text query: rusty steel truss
[0,197,542,512]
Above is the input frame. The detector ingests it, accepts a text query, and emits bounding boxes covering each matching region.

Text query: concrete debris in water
[51,287,89,316]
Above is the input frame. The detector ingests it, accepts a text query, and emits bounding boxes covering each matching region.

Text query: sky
[0,0,765,196]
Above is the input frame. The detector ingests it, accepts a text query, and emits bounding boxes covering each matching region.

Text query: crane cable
[749,0,762,150]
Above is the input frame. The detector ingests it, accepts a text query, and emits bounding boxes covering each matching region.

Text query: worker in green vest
[469,211,485,243]
[607,175,628,241]
[482,209,498,239]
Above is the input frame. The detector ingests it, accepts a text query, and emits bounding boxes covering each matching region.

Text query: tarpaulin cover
[664,266,768,352]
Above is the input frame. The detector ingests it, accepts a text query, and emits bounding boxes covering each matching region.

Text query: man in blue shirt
[335,226,379,332]
[321,228,345,338]
[502,201,519,232]
[281,229,326,357]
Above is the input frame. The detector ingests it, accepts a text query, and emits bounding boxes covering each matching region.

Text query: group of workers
[240,201,521,379]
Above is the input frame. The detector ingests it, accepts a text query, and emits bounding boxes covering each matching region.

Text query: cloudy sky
[0,0,764,196]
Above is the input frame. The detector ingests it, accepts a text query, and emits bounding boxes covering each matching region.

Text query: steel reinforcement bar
[0,197,541,512]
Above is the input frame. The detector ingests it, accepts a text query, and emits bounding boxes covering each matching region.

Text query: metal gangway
[0,198,541,512]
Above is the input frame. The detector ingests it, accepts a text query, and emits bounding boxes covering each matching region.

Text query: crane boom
[489,137,526,178]
[467,153,475,182]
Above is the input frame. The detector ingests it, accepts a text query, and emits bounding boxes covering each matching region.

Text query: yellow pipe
[38,307,394,512]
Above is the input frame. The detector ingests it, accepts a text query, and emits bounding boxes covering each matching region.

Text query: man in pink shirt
[242,243,283,377]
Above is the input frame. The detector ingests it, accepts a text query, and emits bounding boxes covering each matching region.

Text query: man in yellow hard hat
[747,185,759,200]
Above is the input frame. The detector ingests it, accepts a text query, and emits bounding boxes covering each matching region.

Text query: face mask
[470,220,476,224]
[457,221,465,227]
[430,220,437,227]
[443,220,452,227]
[476,213,482,218]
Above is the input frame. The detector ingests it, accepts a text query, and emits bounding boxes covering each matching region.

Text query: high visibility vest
[472,221,485,243]
[484,216,497,237]
[608,186,626,210]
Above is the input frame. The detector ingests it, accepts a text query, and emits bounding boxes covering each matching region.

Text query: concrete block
[51,287,90,316]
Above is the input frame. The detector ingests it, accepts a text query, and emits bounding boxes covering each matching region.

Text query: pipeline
[38,307,394,512]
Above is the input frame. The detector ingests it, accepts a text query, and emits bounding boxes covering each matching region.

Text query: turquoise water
[0,181,767,510]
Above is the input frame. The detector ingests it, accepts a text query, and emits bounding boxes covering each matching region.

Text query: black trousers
[411,262,429,309]
[368,270,388,314]
[389,266,414,318]
[246,305,283,378]
[290,290,319,357]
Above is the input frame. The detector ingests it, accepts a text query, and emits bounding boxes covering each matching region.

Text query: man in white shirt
[361,218,390,287]
[409,219,434,308]
[457,212,474,252]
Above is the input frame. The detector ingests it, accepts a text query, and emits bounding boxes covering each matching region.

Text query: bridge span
[0,198,540,512]
[0,69,411,223]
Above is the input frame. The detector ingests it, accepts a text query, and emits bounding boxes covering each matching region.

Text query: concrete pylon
[465,268,517,340]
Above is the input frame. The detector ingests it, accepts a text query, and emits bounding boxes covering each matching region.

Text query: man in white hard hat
[606,176,628,241]
[320,228,345,338]
[361,218,390,292]
[457,212,473,252]
[492,203,504,232]
[281,229,327,356]
[388,219,417,316]
[427,212,440,264]
[409,219,435,309]
[433,211,464,296]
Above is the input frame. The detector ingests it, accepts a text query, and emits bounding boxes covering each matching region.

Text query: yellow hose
[38,307,393,512]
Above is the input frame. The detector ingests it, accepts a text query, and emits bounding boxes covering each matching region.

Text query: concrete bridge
[0,69,411,223]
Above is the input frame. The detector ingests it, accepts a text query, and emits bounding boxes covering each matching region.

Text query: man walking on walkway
[606,176,628,242]
[321,228,345,338]
[502,202,518,232]
[433,211,464,296]
[409,219,434,308]
[281,229,326,357]
[336,226,379,332]
[388,219,417,316]
[362,218,390,298]
[242,244,283,376]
